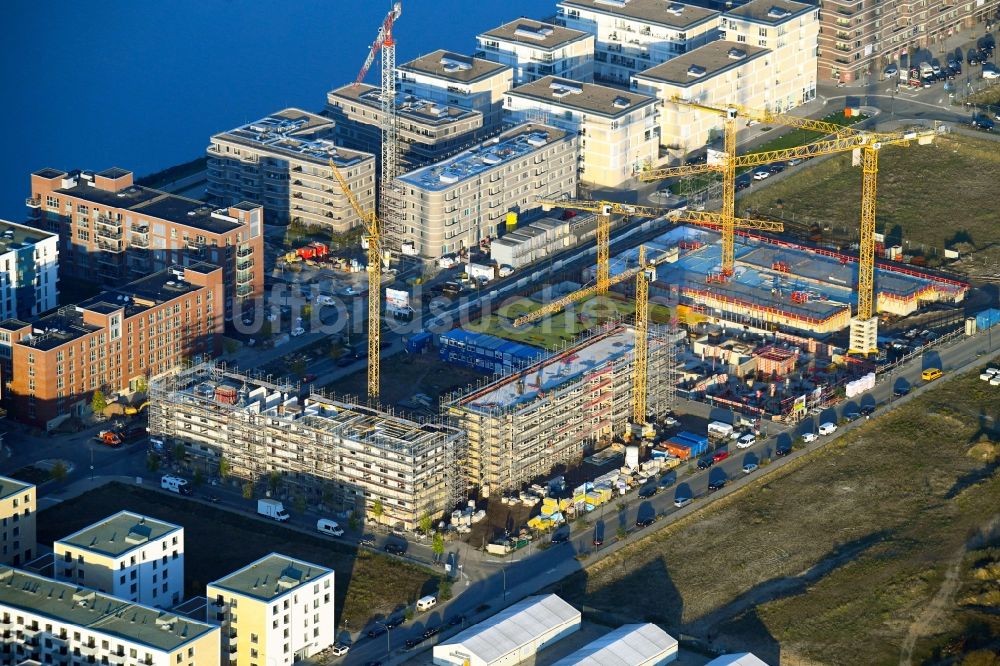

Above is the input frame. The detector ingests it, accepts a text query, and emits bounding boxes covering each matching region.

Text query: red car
[711,450,730,463]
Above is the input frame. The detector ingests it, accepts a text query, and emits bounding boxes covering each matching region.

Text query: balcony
[236,257,254,271]
[236,270,254,285]
[236,285,253,298]
[25,197,40,209]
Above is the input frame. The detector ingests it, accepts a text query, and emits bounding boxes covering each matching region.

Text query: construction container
[673,432,708,457]
[215,386,238,405]
[663,441,692,460]
[438,329,544,374]
[405,331,433,354]
[977,308,1000,331]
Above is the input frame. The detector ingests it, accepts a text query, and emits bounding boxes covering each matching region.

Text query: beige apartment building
[395,123,577,259]
[631,41,770,153]
[27,168,263,320]
[0,567,219,666]
[207,109,374,232]
[476,18,596,84]
[0,476,35,567]
[557,0,720,85]
[326,83,489,169]
[818,0,1000,82]
[397,50,513,132]
[505,77,660,188]
[720,0,818,111]
[206,554,335,666]
[54,511,184,609]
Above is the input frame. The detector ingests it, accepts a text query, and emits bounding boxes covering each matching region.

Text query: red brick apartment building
[0,264,223,429]
[26,168,263,321]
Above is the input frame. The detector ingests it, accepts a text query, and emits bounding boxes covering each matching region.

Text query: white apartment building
[0,476,35,567]
[557,0,720,86]
[396,123,577,259]
[54,511,184,609]
[397,50,513,132]
[721,0,818,112]
[0,220,57,322]
[207,109,375,232]
[0,566,219,666]
[476,18,596,85]
[505,77,659,188]
[207,553,335,666]
[631,41,770,153]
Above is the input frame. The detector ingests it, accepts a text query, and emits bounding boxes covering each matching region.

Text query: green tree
[403,606,414,621]
[147,453,160,473]
[49,461,68,482]
[242,482,254,499]
[268,471,282,495]
[372,499,384,523]
[193,469,204,487]
[301,304,313,320]
[432,533,445,561]
[293,494,307,513]
[419,513,432,535]
[134,376,148,395]
[348,512,360,531]
[617,526,628,542]
[218,457,231,479]
[438,579,453,601]
[173,442,186,462]
[91,389,107,416]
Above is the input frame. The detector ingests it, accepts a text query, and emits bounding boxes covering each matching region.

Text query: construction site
[147,363,466,530]
[442,322,676,497]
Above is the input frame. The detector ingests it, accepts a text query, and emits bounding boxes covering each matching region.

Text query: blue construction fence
[438,329,546,374]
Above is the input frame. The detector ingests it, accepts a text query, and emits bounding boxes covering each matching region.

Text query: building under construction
[148,363,465,530]
[442,322,674,497]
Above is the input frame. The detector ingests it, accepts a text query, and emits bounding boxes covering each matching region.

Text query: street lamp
[375,620,390,657]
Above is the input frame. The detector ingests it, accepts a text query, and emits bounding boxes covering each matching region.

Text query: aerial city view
[2,0,1000,664]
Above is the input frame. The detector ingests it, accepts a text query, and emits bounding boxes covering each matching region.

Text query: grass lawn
[36,483,439,629]
[468,295,671,351]
[552,367,1000,664]
[738,134,1000,271]
[749,112,869,155]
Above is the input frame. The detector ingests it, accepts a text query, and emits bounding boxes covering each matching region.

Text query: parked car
[358,535,376,547]
[801,432,818,443]
[331,644,350,657]
[636,516,654,528]
[383,542,407,555]
[860,404,876,416]
[775,445,791,457]
[290,326,306,337]
[844,411,861,422]
[697,457,715,470]
[893,385,911,397]
[743,462,759,474]
[752,169,771,181]
[638,484,658,498]
[983,66,1000,80]
[673,496,693,508]
[818,422,838,435]
[884,63,899,77]
[737,433,756,449]
[367,626,386,639]
[708,479,727,492]
[768,162,786,174]
[969,48,980,66]
[712,450,730,463]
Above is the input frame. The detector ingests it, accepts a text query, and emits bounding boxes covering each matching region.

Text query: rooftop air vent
[612,96,631,109]
[595,0,628,6]
[513,25,555,40]
[549,80,582,98]
[439,55,473,72]
[667,3,686,15]
[687,65,706,77]
[767,6,792,19]
[727,47,747,59]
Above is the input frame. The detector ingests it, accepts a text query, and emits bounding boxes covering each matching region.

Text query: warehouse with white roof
[432,594,581,666]
[706,653,769,666]
[551,623,678,665]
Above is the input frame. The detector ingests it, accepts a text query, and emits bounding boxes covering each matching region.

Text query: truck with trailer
[257,499,290,522]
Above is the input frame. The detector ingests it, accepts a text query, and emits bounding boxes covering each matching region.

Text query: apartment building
[326,83,489,169]
[720,0,817,111]
[54,511,184,609]
[27,168,263,320]
[556,0,720,85]
[206,554,335,666]
[396,123,577,259]
[631,41,770,152]
[147,363,467,530]
[476,18,596,84]
[0,220,58,322]
[207,109,375,232]
[397,50,513,132]
[0,476,35,567]
[819,0,1000,82]
[443,323,674,495]
[505,77,659,188]
[0,263,223,430]
[0,566,219,666]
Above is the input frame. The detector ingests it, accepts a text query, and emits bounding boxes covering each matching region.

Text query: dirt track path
[898,547,965,666]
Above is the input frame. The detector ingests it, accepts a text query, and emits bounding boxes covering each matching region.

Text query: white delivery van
[707,421,735,440]
[160,475,192,496]
[416,595,437,612]
[316,519,344,537]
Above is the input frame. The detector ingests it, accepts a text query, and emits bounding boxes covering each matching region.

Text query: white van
[416,595,437,612]
[160,475,192,496]
[316,519,344,537]
[707,421,736,440]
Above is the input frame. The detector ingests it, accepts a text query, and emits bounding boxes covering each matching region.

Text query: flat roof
[0,219,56,256]
[508,76,657,117]
[212,108,371,167]
[633,40,769,86]
[0,567,217,653]
[0,476,33,502]
[705,654,769,666]
[436,595,580,663]
[330,83,482,127]
[551,623,678,665]
[54,181,244,236]
[209,553,331,603]
[479,18,592,50]
[398,122,568,191]
[724,0,813,25]
[399,49,511,84]
[56,511,181,559]
[559,0,719,30]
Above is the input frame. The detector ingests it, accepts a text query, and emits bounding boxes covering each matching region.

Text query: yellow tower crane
[645,127,935,353]
[535,198,783,296]
[330,160,382,399]
[640,100,872,277]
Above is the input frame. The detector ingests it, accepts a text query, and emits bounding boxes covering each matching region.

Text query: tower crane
[330,160,381,400]
[354,2,403,252]
[536,198,783,295]
[643,127,935,354]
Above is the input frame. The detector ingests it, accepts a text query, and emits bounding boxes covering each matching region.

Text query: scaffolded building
[443,322,673,496]
[148,363,465,530]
